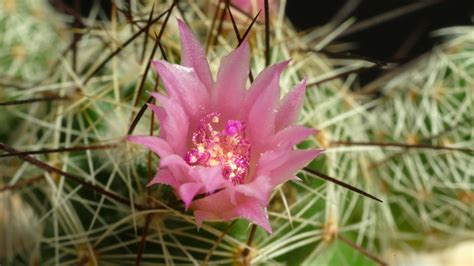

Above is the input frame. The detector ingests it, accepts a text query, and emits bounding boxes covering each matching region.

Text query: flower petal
[258,149,322,187]
[190,165,227,194]
[179,182,203,210]
[146,103,166,123]
[127,135,173,158]
[192,191,272,233]
[177,20,214,91]
[235,175,272,203]
[146,103,167,138]
[237,200,272,234]
[269,125,316,150]
[151,93,189,154]
[152,60,209,118]
[244,61,289,114]
[275,78,307,131]
[213,41,250,119]
[148,168,178,187]
[160,154,193,184]
[246,68,280,147]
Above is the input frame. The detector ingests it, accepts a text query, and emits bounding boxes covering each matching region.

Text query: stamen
[184,113,251,185]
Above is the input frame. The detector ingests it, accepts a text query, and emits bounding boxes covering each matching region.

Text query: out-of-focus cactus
[362,26,474,253]
[0,0,66,81]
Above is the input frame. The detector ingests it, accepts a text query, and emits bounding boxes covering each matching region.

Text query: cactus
[1,0,472,265]
[364,26,474,252]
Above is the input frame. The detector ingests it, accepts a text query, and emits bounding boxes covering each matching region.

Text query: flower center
[184,113,251,185]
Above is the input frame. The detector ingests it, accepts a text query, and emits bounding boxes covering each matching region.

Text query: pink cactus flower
[128,20,321,233]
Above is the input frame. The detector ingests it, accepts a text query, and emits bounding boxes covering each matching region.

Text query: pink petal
[275,78,307,131]
[160,158,228,195]
[259,149,322,187]
[147,103,166,123]
[269,125,316,150]
[257,150,287,174]
[152,60,209,118]
[177,20,214,91]
[190,166,227,194]
[160,155,194,184]
[191,190,235,217]
[194,210,216,229]
[244,61,289,114]
[150,93,189,155]
[192,191,272,233]
[146,103,167,138]
[246,68,281,147]
[213,41,250,119]
[235,175,271,203]
[237,200,272,234]
[148,168,178,187]
[127,135,173,158]
[179,182,203,210]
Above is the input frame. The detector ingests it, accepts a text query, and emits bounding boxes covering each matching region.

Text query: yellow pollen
[184,113,251,185]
